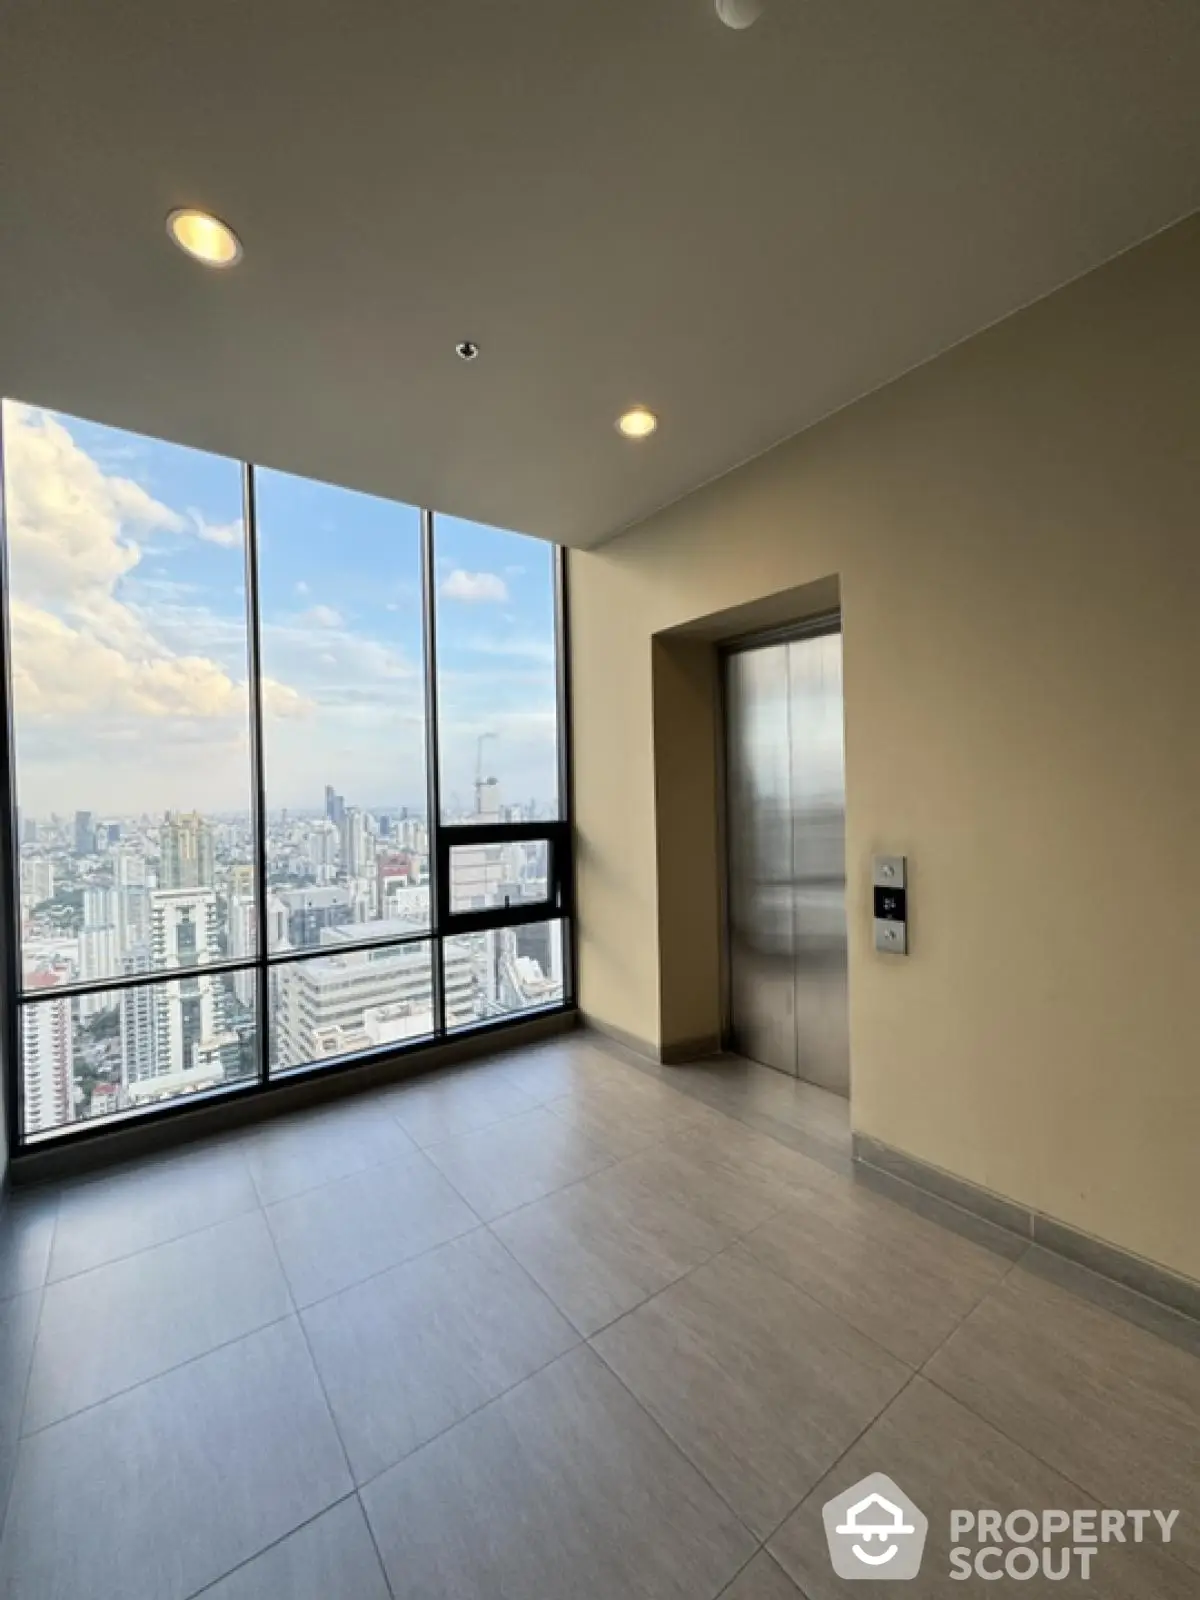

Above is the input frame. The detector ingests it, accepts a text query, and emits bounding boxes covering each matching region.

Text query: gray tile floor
[0,1033,1197,1598]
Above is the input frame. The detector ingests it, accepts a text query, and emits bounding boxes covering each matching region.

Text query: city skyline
[17,777,562,1135]
[2,398,560,817]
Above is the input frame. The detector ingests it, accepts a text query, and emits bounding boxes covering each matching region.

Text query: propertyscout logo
[823,1475,927,1579]
[822,1474,1181,1582]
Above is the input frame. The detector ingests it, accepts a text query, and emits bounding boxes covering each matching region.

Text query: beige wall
[570,215,1200,1282]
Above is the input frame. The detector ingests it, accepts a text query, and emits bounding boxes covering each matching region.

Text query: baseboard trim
[581,1015,662,1064]
[853,1133,1200,1325]
[580,1016,722,1068]
[660,1033,723,1066]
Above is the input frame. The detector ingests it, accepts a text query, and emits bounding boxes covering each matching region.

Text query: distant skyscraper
[325,785,346,827]
[305,820,340,882]
[160,813,215,889]
[79,924,121,1019]
[227,893,257,1007]
[22,816,37,845]
[121,888,237,1104]
[74,810,95,857]
[277,885,354,949]
[339,807,370,877]
[23,969,74,1132]
[19,856,55,906]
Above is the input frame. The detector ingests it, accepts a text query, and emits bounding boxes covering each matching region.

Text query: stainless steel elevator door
[726,628,849,1095]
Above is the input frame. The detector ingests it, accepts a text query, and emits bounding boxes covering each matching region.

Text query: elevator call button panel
[872,854,908,955]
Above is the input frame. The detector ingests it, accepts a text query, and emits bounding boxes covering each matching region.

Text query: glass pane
[271,938,434,1073]
[445,920,564,1029]
[20,968,258,1138]
[449,839,549,913]
[255,470,429,952]
[433,516,558,824]
[2,400,258,989]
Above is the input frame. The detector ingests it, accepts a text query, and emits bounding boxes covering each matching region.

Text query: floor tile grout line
[754,1369,924,1566]
[712,1547,764,1600]
[581,1237,920,1550]
[286,1219,587,1487]
[481,1218,606,1340]
[256,1138,472,1223]
[582,1335,765,1548]
[180,1490,361,1600]
[351,1334,588,1499]
[913,1245,1030,1381]
[35,1193,272,1295]
[0,1284,46,1553]
[355,1485,400,1600]
[279,1217,489,1317]
[385,1086,545,1153]
[16,1306,300,1444]
[246,1128,422,1211]
[715,1544,807,1600]
[913,1356,1200,1581]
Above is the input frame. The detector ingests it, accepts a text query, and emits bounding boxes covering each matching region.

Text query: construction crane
[474,732,497,817]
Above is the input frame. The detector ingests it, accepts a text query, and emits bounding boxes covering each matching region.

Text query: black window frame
[0,416,577,1155]
[436,822,574,936]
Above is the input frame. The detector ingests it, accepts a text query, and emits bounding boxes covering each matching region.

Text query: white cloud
[300,603,343,628]
[189,510,243,547]
[295,580,309,596]
[1,402,309,809]
[440,568,509,604]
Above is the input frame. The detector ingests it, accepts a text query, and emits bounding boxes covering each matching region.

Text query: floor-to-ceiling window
[0,399,572,1145]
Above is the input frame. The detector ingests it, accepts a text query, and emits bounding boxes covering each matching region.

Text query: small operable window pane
[448,839,550,914]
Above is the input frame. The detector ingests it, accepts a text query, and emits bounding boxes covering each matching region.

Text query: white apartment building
[22,969,74,1133]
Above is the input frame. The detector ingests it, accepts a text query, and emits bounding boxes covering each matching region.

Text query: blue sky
[2,400,559,817]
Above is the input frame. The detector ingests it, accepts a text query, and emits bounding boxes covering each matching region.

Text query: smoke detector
[716,0,766,28]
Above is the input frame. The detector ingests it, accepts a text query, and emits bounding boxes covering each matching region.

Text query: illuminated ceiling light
[617,406,658,439]
[166,208,243,268]
[716,0,766,26]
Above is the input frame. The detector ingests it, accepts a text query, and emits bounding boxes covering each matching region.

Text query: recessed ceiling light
[617,406,658,439]
[166,208,243,268]
[716,0,766,27]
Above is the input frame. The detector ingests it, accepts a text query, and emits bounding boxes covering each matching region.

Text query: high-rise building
[19,856,55,906]
[305,819,340,883]
[273,926,457,1066]
[159,812,215,890]
[79,923,121,1019]
[277,885,354,949]
[228,863,255,901]
[73,810,95,857]
[22,968,74,1133]
[83,885,116,927]
[324,785,345,827]
[227,893,257,1007]
[339,806,370,877]
[120,890,238,1105]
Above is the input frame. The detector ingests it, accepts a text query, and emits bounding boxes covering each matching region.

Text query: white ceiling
[2,1,1198,547]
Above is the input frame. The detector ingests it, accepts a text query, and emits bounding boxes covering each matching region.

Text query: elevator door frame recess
[722,613,850,1095]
